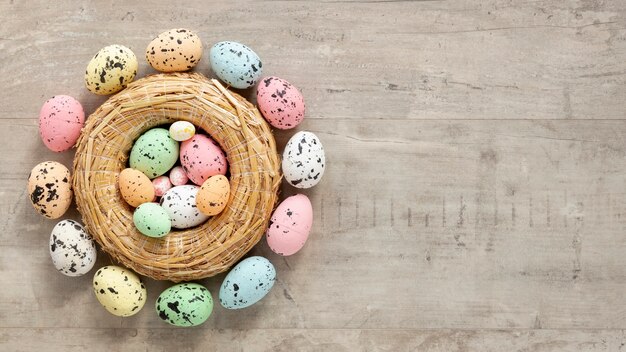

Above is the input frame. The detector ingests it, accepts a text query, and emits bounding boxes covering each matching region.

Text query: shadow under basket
[73,72,281,282]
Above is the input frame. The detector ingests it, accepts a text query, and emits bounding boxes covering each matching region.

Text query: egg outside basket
[73,72,281,282]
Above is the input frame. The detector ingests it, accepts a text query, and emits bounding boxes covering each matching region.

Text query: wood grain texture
[1,0,625,351]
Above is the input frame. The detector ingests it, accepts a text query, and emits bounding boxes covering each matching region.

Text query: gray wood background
[1,1,625,351]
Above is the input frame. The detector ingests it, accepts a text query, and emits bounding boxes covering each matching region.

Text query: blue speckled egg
[209,41,263,89]
[219,256,276,309]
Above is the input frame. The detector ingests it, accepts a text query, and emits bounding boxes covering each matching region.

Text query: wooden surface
[1,1,625,351]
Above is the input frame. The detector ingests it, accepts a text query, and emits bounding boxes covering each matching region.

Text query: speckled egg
[169,166,189,186]
[118,168,155,207]
[85,44,138,95]
[133,203,171,238]
[129,128,179,179]
[27,161,72,219]
[160,185,208,229]
[146,29,203,72]
[257,77,305,130]
[219,256,276,309]
[266,194,313,256]
[49,220,97,277]
[169,121,196,142]
[282,131,326,189]
[39,95,85,152]
[152,176,172,197]
[209,41,262,89]
[197,175,230,216]
[93,266,147,317]
[180,134,227,185]
[156,283,213,327]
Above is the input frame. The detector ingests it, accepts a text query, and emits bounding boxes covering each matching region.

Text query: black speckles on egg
[38,95,85,152]
[209,41,263,89]
[180,134,228,185]
[282,131,326,189]
[219,256,276,309]
[28,161,72,219]
[160,185,208,229]
[146,28,203,72]
[156,283,213,326]
[257,76,305,130]
[49,220,97,277]
[85,44,138,95]
[93,265,146,317]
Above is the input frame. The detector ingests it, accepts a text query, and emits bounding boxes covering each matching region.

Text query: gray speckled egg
[282,131,326,189]
[209,41,262,89]
[49,219,97,277]
[219,256,276,309]
[159,185,209,229]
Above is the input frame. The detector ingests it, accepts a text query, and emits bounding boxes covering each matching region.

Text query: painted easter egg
[85,44,138,95]
[133,202,171,238]
[118,168,155,207]
[169,166,189,186]
[180,134,227,186]
[219,256,276,309]
[49,220,97,276]
[266,194,313,256]
[196,175,230,216]
[146,28,202,72]
[160,185,208,229]
[27,161,72,219]
[93,266,146,317]
[209,41,262,89]
[152,176,172,197]
[129,128,179,179]
[156,283,213,327]
[282,131,325,189]
[39,95,85,152]
[169,121,196,142]
[257,77,305,129]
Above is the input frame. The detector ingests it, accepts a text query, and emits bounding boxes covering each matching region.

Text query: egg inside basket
[73,72,281,282]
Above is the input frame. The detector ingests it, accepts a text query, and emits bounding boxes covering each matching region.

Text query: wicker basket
[73,72,281,282]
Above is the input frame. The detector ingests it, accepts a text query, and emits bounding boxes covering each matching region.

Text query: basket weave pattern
[73,72,281,282]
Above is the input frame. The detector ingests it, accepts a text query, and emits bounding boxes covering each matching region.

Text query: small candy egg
[266,194,313,256]
[219,256,276,309]
[257,77,305,130]
[84,44,138,95]
[146,28,203,72]
[93,266,146,317]
[133,203,171,238]
[282,131,326,189]
[196,175,230,216]
[160,185,208,229]
[27,161,72,219]
[169,121,195,141]
[152,176,172,197]
[118,168,155,207]
[169,166,189,186]
[209,41,262,89]
[156,283,213,327]
[180,134,227,185]
[49,220,97,276]
[39,95,85,152]
[129,128,179,179]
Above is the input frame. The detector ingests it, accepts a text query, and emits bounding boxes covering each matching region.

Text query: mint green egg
[133,203,171,238]
[156,283,213,327]
[129,128,179,179]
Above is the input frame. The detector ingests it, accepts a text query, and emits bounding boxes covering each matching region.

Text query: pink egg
[39,95,85,152]
[169,166,189,186]
[180,134,227,185]
[256,77,305,130]
[152,176,172,197]
[266,194,313,256]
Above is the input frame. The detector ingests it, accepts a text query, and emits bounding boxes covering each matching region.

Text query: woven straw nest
[73,72,281,282]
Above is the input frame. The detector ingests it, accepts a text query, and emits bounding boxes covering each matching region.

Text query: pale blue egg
[209,41,263,89]
[219,256,276,309]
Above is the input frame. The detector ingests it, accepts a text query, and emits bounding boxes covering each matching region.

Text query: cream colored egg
[27,161,72,219]
[118,168,155,207]
[197,175,230,216]
[169,121,195,142]
[85,44,138,95]
[146,28,203,72]
[93,266,146,317]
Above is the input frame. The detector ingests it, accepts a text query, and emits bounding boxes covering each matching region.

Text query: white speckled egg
[85,44,138,95]
[49,220,97,276]
[160,185,209,229]
[169,121,195,142]
[93,266,147,317]
[219,256,276,309]
[282,131,326,189]
[209,41,262,89]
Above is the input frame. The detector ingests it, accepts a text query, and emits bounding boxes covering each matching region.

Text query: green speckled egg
[156,283,213,327]
[129,128,179,179]
[133,203,171,238]
[93,265,146,317]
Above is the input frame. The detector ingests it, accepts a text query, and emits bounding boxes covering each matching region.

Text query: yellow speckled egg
[119,168,155,207]
[85,44,138,95]
[146,28,202,72]
[27,161,72,219]
[93,266,146,317]
[197,175,230,216]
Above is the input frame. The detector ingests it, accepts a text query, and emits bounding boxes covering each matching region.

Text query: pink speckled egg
[180,134,227,185]
[152,176,172,197]
[169,166,189,186]
[39,95,85,152]
[266,194,313,256]
[256,77,305,130]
